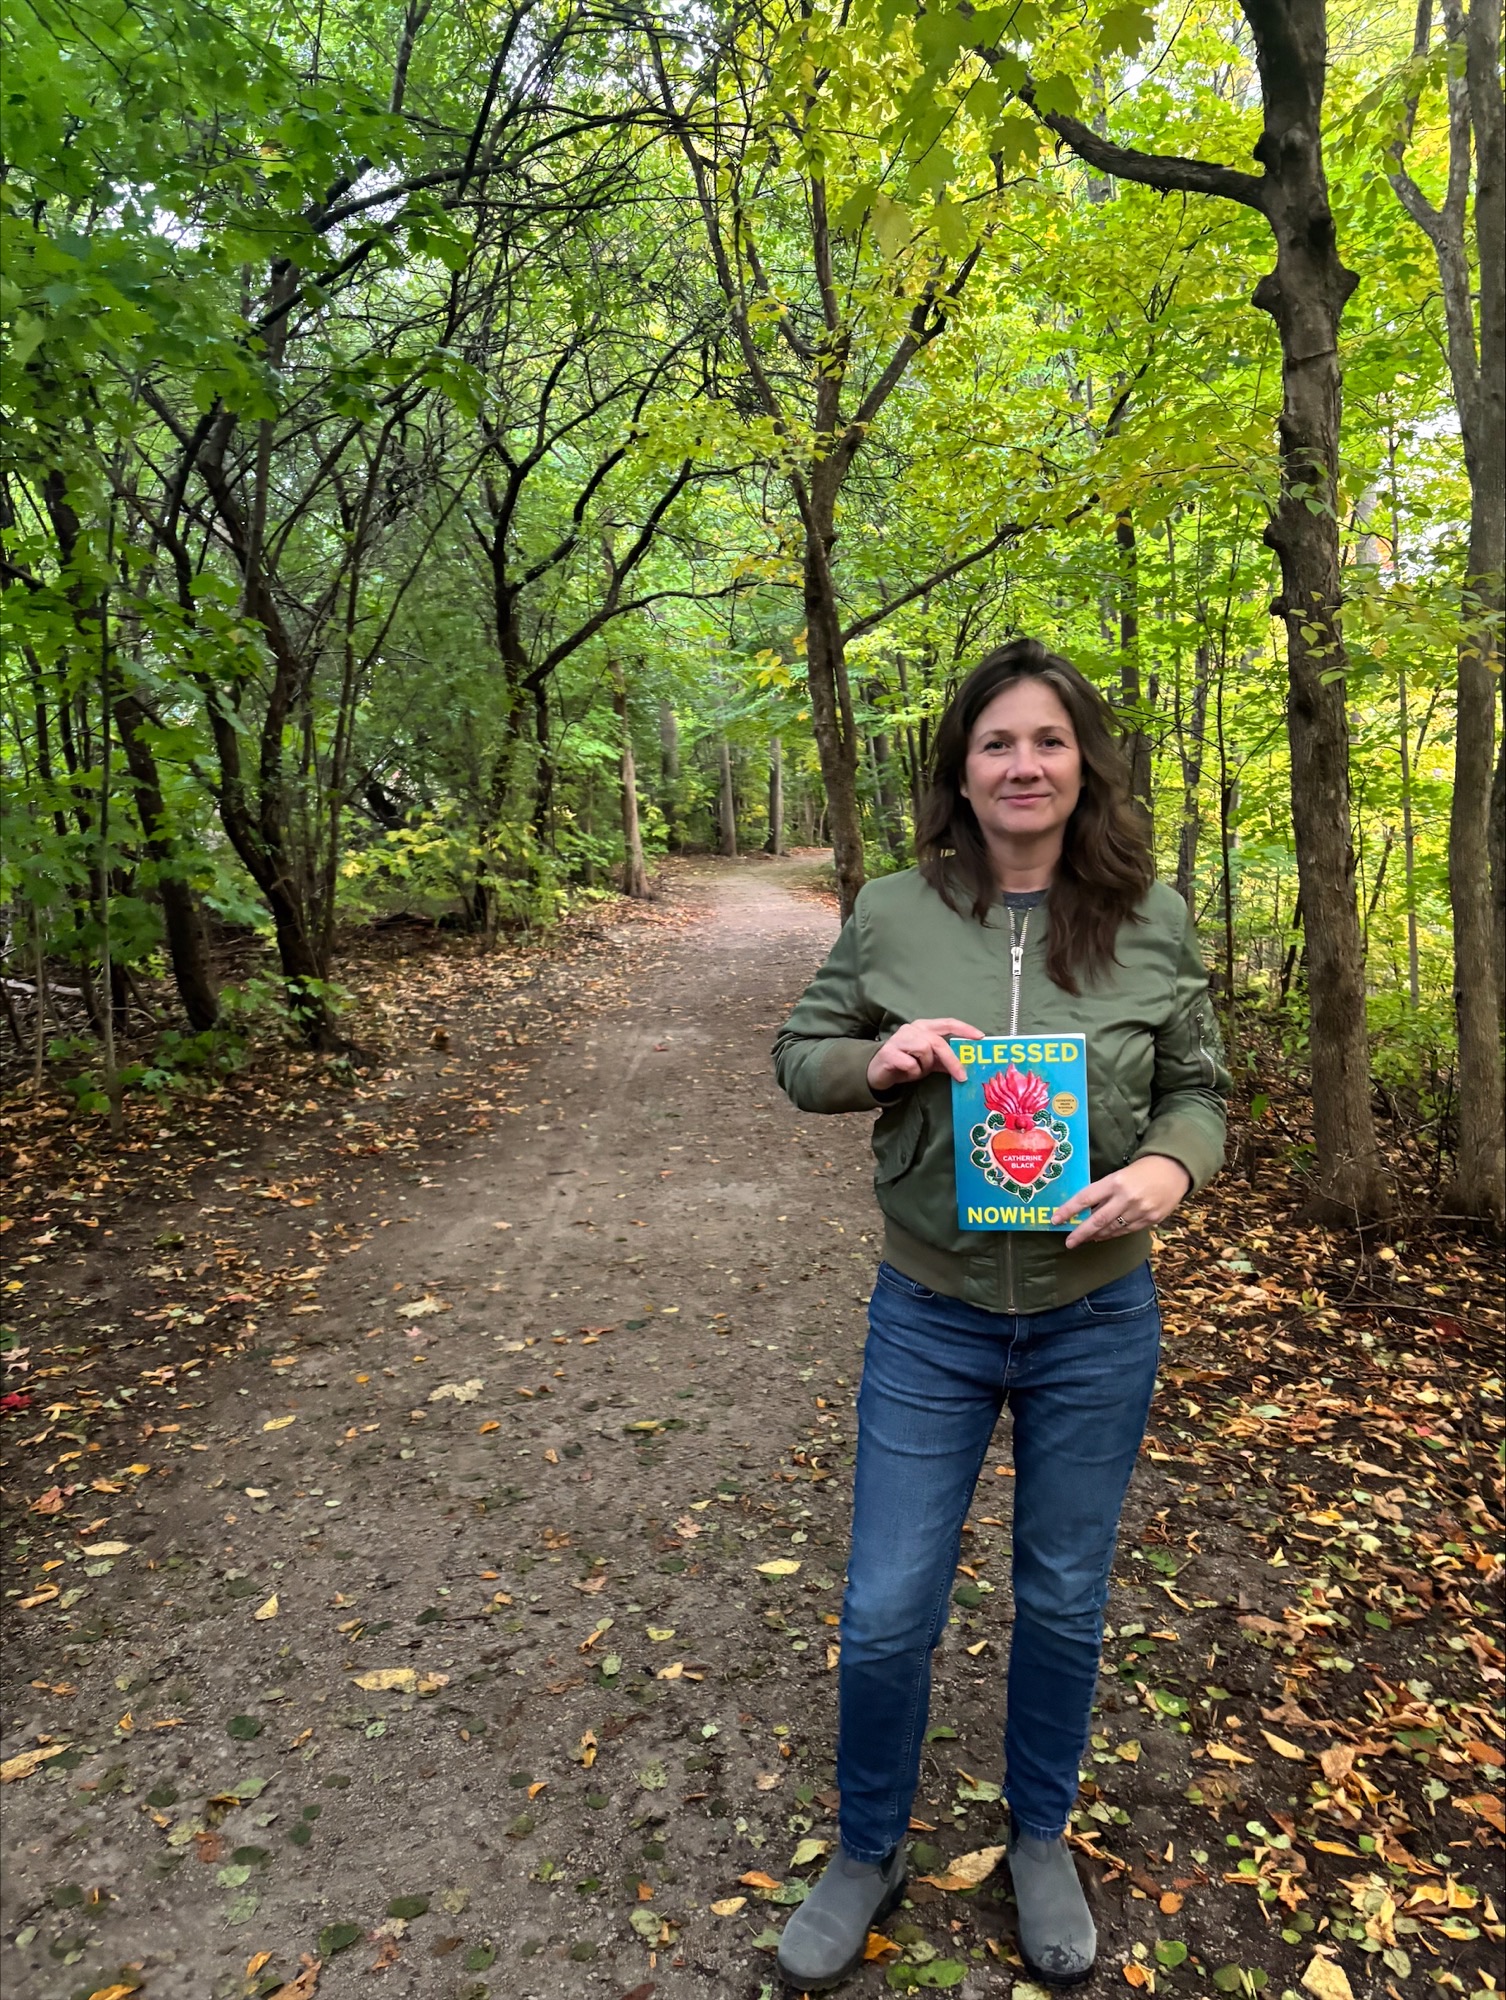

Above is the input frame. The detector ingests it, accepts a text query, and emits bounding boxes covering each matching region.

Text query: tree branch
[1019,79,1267,212]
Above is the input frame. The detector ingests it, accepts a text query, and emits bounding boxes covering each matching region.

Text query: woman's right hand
[867,1018,986,1094]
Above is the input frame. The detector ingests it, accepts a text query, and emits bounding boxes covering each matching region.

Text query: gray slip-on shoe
[1009,1827,1097,1986]
[776,1841,909,1992]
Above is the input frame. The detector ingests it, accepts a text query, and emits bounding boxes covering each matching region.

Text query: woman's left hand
[1052,1154,1192,1250]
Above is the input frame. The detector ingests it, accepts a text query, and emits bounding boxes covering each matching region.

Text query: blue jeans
[836,1259,1161,1859]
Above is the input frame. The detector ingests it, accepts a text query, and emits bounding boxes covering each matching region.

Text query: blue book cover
[949,1034,1092,1230]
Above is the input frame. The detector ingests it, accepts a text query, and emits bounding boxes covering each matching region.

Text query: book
[949,1034,1092,1231]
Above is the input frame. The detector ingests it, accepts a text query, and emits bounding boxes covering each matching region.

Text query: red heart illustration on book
[983,1063,1057,1187]
[989,1123,1057,1186]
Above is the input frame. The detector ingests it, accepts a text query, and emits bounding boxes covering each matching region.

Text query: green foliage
[0,0,1485,1159]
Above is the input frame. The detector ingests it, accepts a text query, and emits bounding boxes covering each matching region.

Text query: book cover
[949,1035,1092,1230]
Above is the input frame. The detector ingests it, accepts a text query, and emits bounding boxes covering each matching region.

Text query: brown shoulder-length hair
[916,637,1153,993]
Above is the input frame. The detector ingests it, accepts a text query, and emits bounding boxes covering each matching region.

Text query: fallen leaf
[267,1959,322,2000]
[710,1896,746,1916]
[1301,1956,1354,2000]
[865,1932,902,1960]
[1206,1741,1254,1764]
[740,1871,782,1891]
[1159,1892,1184,1914]
[1123,1965,1153,1989]
[85,1986,137,2000]
[396,1297,447,1318]
[262,1415,297,1432]
[1311,1839,1360,1857]
[1318,1745,1356,1785]
[1454,1792,1505,1834]
[790,1838,831,1867]
[917,1843,1006,1892]
[756,1559,801,1577]
[246,1954,272,1977]
[427,1379,484,1404]
[1261,1730,1306,1761]
[80,1540,130,1557]
[0,1743,67,1782]
[1463,1740,1504,1768]
[254,1594,279,1622]
[352,1668,417,1693]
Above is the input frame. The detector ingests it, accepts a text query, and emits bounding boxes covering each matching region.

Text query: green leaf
[870,195,913,259]
[386,1894,429,1919]
[319,1922,362,1954]
[1156,1941,1190,1967]
[227,1715,263,1740]
[1099,4,1156,55]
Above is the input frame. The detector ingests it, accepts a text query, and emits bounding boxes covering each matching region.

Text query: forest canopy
[1,0,1502,1225]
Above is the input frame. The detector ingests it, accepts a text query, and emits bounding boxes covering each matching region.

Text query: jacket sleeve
[1133,906,1229,1192]
[772,892,887,1113]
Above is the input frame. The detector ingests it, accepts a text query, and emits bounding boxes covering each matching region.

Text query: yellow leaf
[1206,1741,1254,1764]
[1123,1964,1153,1989]
[1312,1840,1360,1857]
[254,1594,279,1621]
[479,1420,499,1434]
[710,1896,747,1916]
[1262,1730,1307,1761]
[647,1626,675,1641]
[81,1541,130,1557]
[543,1448,559,1464]
[352,1668,416,1692]
[262,1415,297,1432]
[1302,1955,1355,2000]
[865,1932,902,1960]
[0,1744,67,1782]
[86,1985,138,2000]
[917,1843,1006,1892]
[757,1559,801,1576]
[415,1673,449,1696]
[657,1661,685,1680]
[740,1870,781,1891]
[246,1954,272,1976]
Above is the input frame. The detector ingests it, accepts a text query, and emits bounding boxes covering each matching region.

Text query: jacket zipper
[1008,908,1030,1035]
[1005,907,1030,1308]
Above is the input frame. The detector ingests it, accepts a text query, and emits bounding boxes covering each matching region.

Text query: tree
[1018,0,1393,1223]
[1384,0,1505,1224]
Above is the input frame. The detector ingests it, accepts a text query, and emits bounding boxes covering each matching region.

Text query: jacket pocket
[1091,1079,1135,1171]
[873,1094,925,1187]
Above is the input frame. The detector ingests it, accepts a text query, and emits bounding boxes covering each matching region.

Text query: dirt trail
[1,861,904,2000]
[5,861,1501,2000]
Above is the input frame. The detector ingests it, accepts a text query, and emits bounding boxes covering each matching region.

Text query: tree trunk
[717,740,738,858]
[658,700,681,851]
[1116,509,1152,820]
[1247,1,1387,1222]
[765,736,784,855]
[1386,0,1503,1220]
[1174,642,1211,911]
[802,494,865,915]
[114,691,220,1031]
[1397,669,1421,1010]
[613,667,650,899]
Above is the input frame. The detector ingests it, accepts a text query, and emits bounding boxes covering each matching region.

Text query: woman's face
[960,679,1083,850]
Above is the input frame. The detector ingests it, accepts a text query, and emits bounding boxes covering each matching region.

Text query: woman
[771,639,1228,1993]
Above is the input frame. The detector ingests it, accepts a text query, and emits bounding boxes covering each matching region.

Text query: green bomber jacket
[772,867,1229,1313]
